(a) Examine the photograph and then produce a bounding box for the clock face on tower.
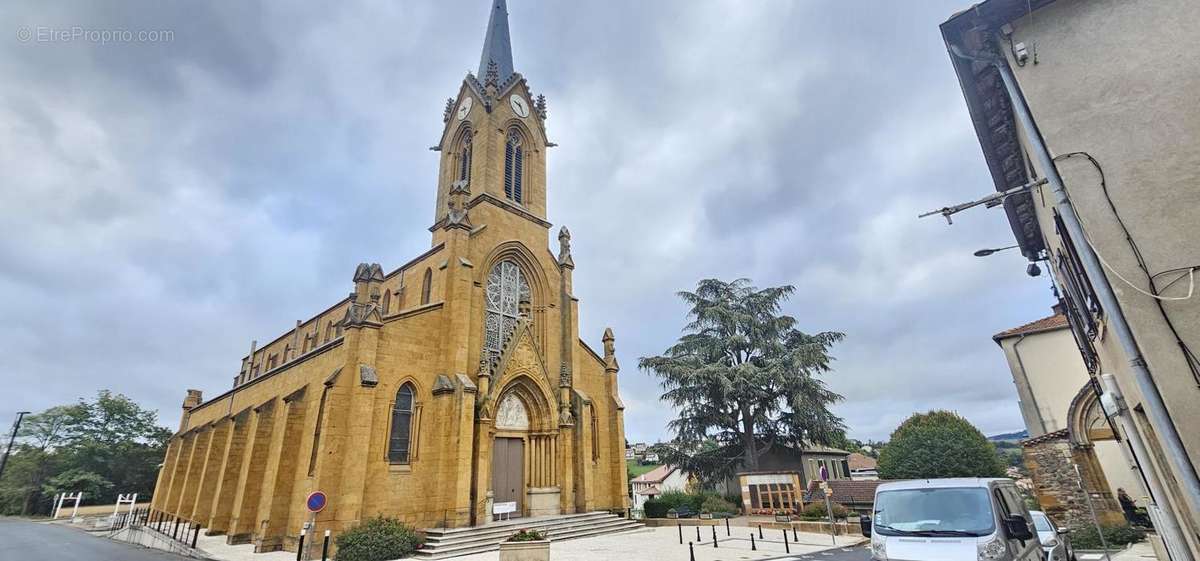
[457,97,473,120]
[509,95,529,118]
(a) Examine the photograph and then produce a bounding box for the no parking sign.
[306,491,328,513]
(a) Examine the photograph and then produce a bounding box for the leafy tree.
[640,278,846,481]
[877,411,1005,479]
[0,391,170,515]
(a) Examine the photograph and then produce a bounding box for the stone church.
[149,0,629,552]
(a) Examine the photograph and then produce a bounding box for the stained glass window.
[483,261,530,364]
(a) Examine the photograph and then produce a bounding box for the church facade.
[148,1,629,553]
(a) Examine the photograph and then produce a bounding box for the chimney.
[180,389,203,432]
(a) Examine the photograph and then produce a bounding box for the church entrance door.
[492,437,525,518]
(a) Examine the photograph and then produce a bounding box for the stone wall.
[1023,432,1124,530]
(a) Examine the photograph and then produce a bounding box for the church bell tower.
[432,0,552,231]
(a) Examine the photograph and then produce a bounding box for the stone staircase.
[415,512,643,559]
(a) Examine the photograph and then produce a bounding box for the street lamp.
[973,245,1019,257]
[0,411,32,481]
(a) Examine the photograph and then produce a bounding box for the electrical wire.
[1053,151,1200,384]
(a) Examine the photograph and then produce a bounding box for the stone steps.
[415,512,643,559]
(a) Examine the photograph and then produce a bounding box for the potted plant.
[499,529,549,561]
[666,508,679,519]
[774,510,792,523]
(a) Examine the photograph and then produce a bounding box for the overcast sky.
[0,0,1056,444]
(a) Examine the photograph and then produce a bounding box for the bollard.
[758,524,763,539]
[695,525,701,542]
[688,541,695,561]
[750,532,756,551]
[297,530,306,561]
[192,525,200,548]
[783,528,790,554]
[322,529,331,561]
[678,522,682,544]
[725,516,730,536]
[712,525,717,548]
[793,524,798,541]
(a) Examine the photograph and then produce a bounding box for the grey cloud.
[1,0,1051,445]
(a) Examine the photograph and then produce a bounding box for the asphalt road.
[771,545,872,561]
[0,518,193,561]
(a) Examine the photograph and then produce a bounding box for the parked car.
[869,478,1042,561]
[1031,510,1074,561]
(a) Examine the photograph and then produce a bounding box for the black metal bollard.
[725,516,730,536]
[783,528,790,554]
[297,531,306,561]
[712,525,717,548]
[793,524,798,541]
[758,523,763,539]
[192,525,200,548]
[695,525,701,542]
[322,530,331,561]
[688,542,695,561]
[750,532,756,551]
[678,522,682,544]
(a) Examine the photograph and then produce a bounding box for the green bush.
[335,516,424,561]
[799,501,849,521]
[643,498,670,518]
[658,490,704,513]
[878,411,1005,479]
[700,495,737,515]
[1069,524,1146,550]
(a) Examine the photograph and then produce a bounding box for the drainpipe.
[988,57,1200,525]
[1100,373,1190,561]
[1011,334,1050,435]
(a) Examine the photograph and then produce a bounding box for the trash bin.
[859,515,872,537]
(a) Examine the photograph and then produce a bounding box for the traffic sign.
[306,491,328,513]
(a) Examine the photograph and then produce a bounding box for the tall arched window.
[458,131,473,182]
[381,290,391,314]
[503,129,523,204]
[421,268,433,305]
[483,261,531,364]
[388,383,416,463]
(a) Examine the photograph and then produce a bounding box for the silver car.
[1031,510,1074,561]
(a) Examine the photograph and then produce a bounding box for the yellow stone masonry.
[149,46,629,557]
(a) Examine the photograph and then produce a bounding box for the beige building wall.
[945,0,1200,555]
[996,322,1143,505]
[1000,0,1200,552]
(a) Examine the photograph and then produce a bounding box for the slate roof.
[478,0,515,81]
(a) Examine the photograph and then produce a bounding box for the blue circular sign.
[306,491,327,513]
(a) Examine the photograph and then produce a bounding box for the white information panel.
[494,501,517,515]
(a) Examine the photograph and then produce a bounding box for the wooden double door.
[492,437,525,517]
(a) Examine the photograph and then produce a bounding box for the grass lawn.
[627,459,661,478]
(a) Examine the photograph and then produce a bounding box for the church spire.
[477,0,514,84]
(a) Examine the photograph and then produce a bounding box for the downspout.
[1100,373,1190,561]
[1011,334,1050,435]
[989,53,1200,521]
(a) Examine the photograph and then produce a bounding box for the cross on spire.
[477,0,515,84]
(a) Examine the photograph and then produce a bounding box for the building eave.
[940,0,1059,260]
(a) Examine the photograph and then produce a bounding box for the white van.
[869,478,1042,561]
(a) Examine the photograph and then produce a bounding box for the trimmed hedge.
[1069,524,1145,550]
[645,491,739,518]
[335,516,424,561]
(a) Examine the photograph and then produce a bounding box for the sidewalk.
[1077,542,1158,561]
[452,526,865,561]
